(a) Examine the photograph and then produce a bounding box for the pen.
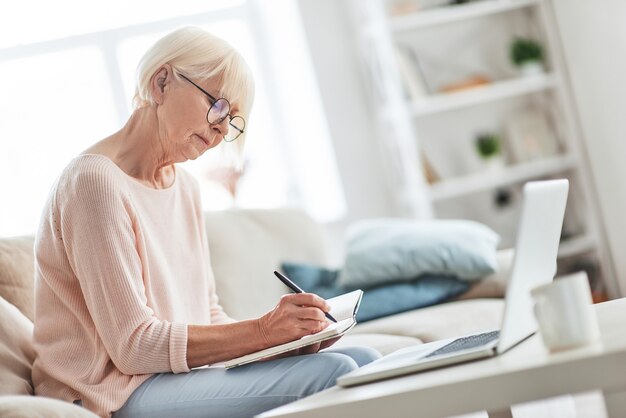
[273,270,338,323]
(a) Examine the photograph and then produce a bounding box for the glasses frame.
[177,72,245,142]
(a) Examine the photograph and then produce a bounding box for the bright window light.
[0,48,119,237]
[252,0,347,222]
[0,0,244,49]
[0,1,346,237]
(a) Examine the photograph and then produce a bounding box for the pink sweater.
[32,154,232,417]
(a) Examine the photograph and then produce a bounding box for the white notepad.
[224,290,363,369]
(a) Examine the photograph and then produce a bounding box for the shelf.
[389,0,540,32]
[428,154,577,201]
[559,235,597,259]
[410,73,558,117]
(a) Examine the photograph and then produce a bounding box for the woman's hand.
[187,295,340,368]
[257,293,332,347]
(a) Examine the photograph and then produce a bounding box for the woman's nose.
[211,117,230,137]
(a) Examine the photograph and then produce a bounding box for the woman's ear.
[150,64,173,105]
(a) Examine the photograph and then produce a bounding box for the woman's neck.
[94,107,176,189]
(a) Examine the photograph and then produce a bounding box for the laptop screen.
[496,179,569,353]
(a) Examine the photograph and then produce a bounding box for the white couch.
[0,208,509,416]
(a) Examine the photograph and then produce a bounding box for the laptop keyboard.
[424,330,500,359]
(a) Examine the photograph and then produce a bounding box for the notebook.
[337,179,569,387]
[225,289,363,369]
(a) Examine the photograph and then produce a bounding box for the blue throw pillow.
[338,219,499,290]
[281,262,470,323]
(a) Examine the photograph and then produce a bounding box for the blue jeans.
[112,346,380,418]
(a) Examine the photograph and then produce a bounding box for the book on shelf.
[394,44,432,100]
[420,151,440,184]
[224,290,363,369]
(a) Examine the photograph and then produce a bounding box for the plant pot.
[517,61,545,77]
[481,156,505,172]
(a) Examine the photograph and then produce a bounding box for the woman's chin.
[179,148,202,162]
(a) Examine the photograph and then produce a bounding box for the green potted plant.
[510,37,545,76]
[475,133,504,171]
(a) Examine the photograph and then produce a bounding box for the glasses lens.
[207,98,230,124]
[224,116,245,142]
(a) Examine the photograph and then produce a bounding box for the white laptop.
[337,179,569,388]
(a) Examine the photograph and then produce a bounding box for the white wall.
[296,0,400,263]
[550,0,626,296]
[296,0,396,220]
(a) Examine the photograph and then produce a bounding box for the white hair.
[133,27,255,160]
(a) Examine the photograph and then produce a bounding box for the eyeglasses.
[177,73,245,142]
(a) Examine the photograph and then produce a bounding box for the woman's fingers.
[284,293,331,313]
[259,292,334,347]
[282,293,332,325]
[295,306,327,322]
[298,319,329,333]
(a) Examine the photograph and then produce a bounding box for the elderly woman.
[32,27,380,418]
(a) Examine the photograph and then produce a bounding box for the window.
[0,48,118,237]
[0,0,345,237]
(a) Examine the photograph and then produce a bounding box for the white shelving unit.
[409,73,558,116]
[428,153,576,201]
[347,0,618,298]
[388,0,540,31]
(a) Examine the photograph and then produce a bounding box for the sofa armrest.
[455,248,514,300]
[489,248,514,287]
[0,236,36,321]
[0,396,99,418]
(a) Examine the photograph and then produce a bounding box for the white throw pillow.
[0,296,35,395]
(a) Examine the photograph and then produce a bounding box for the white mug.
[531,271,600,352]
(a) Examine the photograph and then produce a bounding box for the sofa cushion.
[0,236,35,321]
[352,299,505,343]
[0,396,99,418]
[338,219,499,289]
[0,296,35,395]
[281,262,470,322]
[331,333,422,356]
[205,209,330,320]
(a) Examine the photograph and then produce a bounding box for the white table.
[259,298,626,418]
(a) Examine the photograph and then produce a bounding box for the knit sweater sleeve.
[58,164,190,375]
